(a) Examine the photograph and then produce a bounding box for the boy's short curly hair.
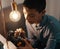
[23,0,46,13]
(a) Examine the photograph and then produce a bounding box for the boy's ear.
[41,10,46,16]
[42,10,46,14]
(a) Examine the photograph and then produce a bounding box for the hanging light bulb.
[9,0,21,22]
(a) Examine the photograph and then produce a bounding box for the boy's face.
[23,7,45,24]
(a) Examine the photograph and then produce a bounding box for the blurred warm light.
[23,7,27,19]
[9,10,21,22]
[9,0,21,22]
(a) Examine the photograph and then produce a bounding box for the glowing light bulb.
[9,10,21,22]
[9,0,21,22]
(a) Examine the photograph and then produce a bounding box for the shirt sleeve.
[45,15,60,49]
[44,32,56,49]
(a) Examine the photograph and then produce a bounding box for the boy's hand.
[18,38,34,49]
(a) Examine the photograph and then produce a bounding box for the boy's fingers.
[23,38,34,49]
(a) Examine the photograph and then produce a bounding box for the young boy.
[22,0,60,49]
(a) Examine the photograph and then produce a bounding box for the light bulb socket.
[11,2,17,11]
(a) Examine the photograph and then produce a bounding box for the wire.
[13,0,14,2]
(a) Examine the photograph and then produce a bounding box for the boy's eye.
[28,14,35,17]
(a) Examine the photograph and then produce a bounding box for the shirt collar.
[39,15,48,27]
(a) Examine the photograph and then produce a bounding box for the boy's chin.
[28,21,34,24]
[28,20,40,24]
[29,21,38,24]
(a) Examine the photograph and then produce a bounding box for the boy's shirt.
[25,15,60,49]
